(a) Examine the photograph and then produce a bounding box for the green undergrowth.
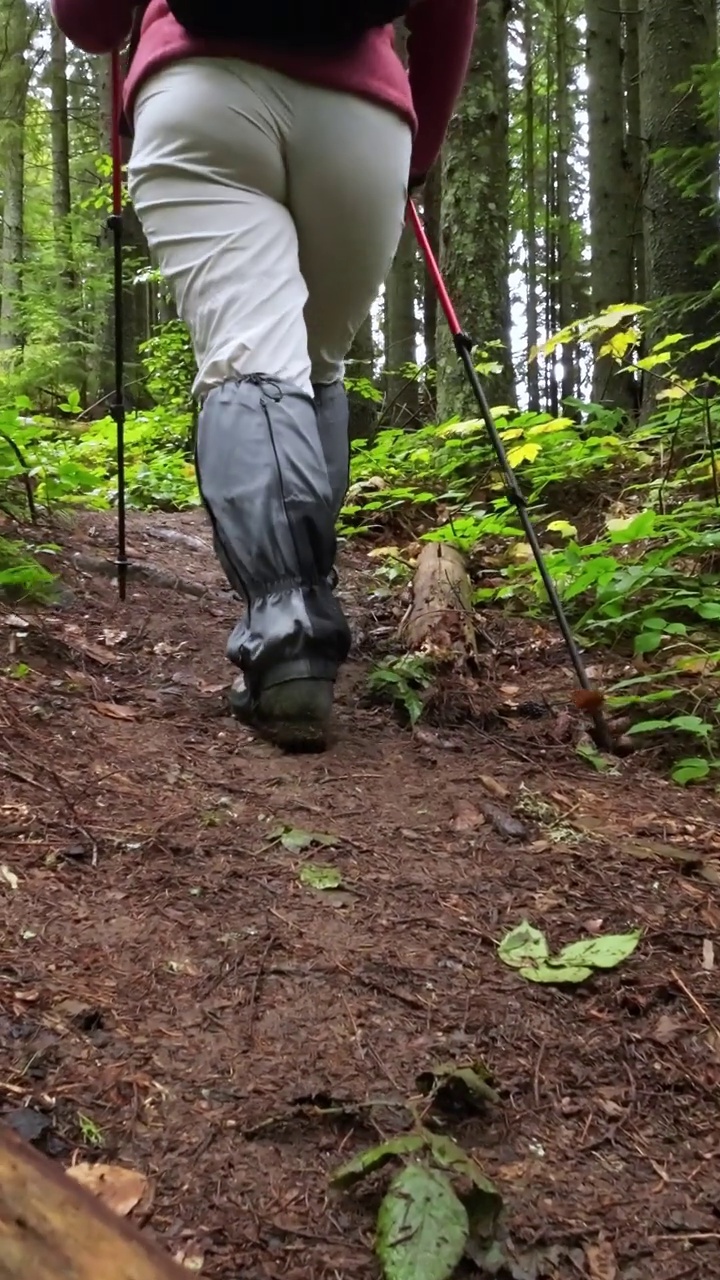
[349,318,720,786]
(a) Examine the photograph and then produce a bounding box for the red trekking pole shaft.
[109,50,128,600]
[407,199,612,750]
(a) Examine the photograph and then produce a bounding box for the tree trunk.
[121,203,153,406]
[0,0,31,353]
[422,160,441,380]
[543,40,559,416]
[48,23,78,360]
[639,0,719,416]
[554,0,576,406]
[384,223,419,424]
[586,0,636,413]
[346,313,378,441]
[622,0,644,305]
[436,0,515,419]
[523,0,541,413]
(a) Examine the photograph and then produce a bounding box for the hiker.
[51,0,476,752]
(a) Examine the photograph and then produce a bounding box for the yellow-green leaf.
[507,441,541,467]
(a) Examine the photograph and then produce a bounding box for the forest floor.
[1,507,720,1280]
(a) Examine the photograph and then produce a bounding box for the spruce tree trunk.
[554,0,576,406]
[347,314,378,441]
[48,23,78,364]
[436,0,515,420]
[0,0,31,354]
[384,223,419,424]
[422,160,441,381]
[586,0,636,413]
[639,0,719,415]
[523,0,541,413]
[622,0,644,305]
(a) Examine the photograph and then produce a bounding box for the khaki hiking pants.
[127,57,413,398]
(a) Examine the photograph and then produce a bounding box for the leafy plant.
[343,315,720,783]
[367,654,433,726]
[332,1125,502,1280]
[498,921,641,984]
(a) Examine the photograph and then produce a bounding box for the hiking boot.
[230,675,333,752]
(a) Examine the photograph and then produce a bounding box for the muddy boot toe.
[230,676,333,752]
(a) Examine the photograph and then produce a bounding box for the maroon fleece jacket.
[50,0,476,179]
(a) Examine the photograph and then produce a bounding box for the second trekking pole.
[407,200,611,752]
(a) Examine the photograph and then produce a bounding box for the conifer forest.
[0,4,719,1280]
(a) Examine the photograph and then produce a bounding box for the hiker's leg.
[127,59,350,747]
[290,86,412,520]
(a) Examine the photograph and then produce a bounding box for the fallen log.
[144,527,211,554]
[0,1125,187,1280]
[400,541,476,655]
[72,553,219,600]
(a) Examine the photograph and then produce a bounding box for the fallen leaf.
[650,1014,687,1045]
[498,923,641,985]
[596,1096,625,1119]
[705,1026,720,1061]
[480,802,527,840]
[413,726,462,752]
[450,800,485,833]
[551,710,574,741]
[583,918,604,935]
[1,864,19,891]
[498,922,549,969]
[66,1163,151,1217]
[478,775,509,799]
[92,702,143,720]
[702,939,715,971]
[272,824,335,853]
[173,1251,204,1273]
[64,636,120,666]
[4,1107,51,1145]
[299,863,343,891]
[53,998,99,1026]
[585,1240,617,1280]
[100,628,128,647]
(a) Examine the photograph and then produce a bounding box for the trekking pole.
[108,49,128,601]
[407,200,612,751]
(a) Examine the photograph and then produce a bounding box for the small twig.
[0,756,55,795]
[246,934,276,1045]
[0,1081,29,1096]
[533,1041,545,1106]
[655,1233,720,1242]
[671,968,720,1039]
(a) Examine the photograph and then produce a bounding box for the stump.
[400,542,476,655]
[0,1126,186,1280]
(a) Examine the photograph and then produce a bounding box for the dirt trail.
[1,509,720,1280]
